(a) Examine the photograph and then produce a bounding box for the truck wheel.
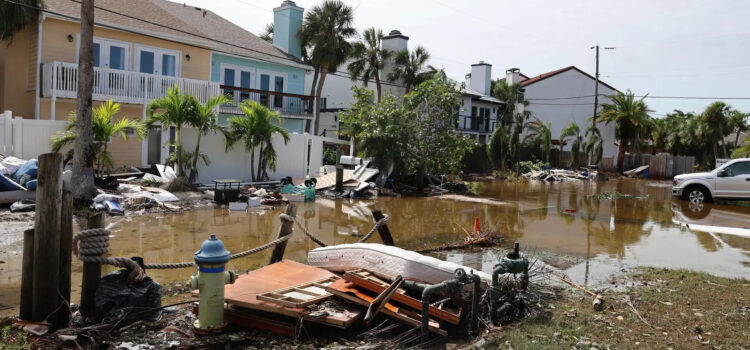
[684,185,711,204]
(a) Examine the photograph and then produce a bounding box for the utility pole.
[590,46,615,123]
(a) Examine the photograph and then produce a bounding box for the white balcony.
[42,61,220,105]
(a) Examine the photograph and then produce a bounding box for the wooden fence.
[599,153,695,179]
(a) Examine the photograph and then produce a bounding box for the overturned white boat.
[307,243,492,285]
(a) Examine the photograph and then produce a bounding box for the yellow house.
[0,0,311,169]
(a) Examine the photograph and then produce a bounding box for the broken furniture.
[212,179,241,204]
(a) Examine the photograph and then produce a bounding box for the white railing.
[42,61,221,105]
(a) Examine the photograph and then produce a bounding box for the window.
[471,106,477,117]
[93,43,100,67]
[274,76,284,108]
[139,51,154,74]
[223,68,235,98]
[724,162,750,176]
[85,37,130,70]
[135,45,181,77]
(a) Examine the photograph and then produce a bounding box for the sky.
[171,0,750,117]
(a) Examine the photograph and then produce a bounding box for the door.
[147,126,162,165]
[90,39,130,96]
[715,161,750,198]
[135,46,180,97]
[258,72,285,110]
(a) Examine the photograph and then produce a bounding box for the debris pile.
[522,168,608,182]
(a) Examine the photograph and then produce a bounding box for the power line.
[526,94,750,101]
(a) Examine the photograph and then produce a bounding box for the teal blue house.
[210,1,312,133]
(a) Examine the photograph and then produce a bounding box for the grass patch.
[489,268,750,349]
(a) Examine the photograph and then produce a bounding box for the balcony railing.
[219,85,313,118]
[457,115,496,133]
[42,61,221,105]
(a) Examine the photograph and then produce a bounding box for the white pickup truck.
[672,158,750,203]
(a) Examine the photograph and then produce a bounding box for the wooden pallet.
[256,276,338,308]
[344,270,461,325]
[326,278,447,336]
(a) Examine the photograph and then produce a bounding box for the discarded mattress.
[307,243,491,285]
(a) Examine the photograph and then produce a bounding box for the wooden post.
[335,165,343,192]
[56,189,73,328]
[19,229,34,321]
[31,153,63,323]
[80,212,105,318]
[371,209,395,246]
[269,204,297,265]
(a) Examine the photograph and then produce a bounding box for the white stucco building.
[459,62,503,145]
[506,66,619,160]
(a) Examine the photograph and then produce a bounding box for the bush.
[323,147,338,165]
[519,160,548,174]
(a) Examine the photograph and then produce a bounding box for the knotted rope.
[282,212,390,247]
[73,228,146,283]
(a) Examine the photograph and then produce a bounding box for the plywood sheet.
[326,278,447,336]
[215,260,362,328]
[315,169,356,190]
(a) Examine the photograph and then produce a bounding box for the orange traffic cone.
[473,217,481,236]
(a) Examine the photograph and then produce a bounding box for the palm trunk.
[314,67,328,136]
[735,131,742,148]
[175,125,183,177]
[256,143,265,181]
[616,141,626,173]
[190,132,202,183]
[308,66,320,132]
[375,74,382,103]
[249,147,256,183]
[71,0,97,204]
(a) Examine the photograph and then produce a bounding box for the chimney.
[381,30,409,82]
[506,68,522,85]
[273,1,304,59]
[470,61,492,95]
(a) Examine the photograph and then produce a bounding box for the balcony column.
[141,104,148,166]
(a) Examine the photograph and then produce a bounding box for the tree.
[583,123,603,166]
[700,101,733,160]
[347,27,392,102]
[560,122,581,168]
[388,46,434,94]
[340,77,476,190]
[728,110,749,148]
[71,0,97,203]
[523,118,552,163]
[298,0,356,135]
[188,94,230,183]
[598,90,652,173]
[491,78,531,173]
[487,125,510,171]
[732,137,750,158]
[0,0,43,42]
[225,100,290,182]
[259,22,273,43]
[147,85,199,189]
[51,100,145,174]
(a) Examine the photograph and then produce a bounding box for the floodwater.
[1,178,749,314]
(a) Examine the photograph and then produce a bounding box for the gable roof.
[43,0,309,69]
[520,66,618,92]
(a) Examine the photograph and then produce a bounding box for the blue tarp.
[0,174,25,191]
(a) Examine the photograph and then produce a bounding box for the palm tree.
[523,118,552,163]
[188,94,230,183]
[388,46,434,93]
[147,85,199,181]
[259,23,273,43]
[1,0,43,41]
[51,100,145,174]
[347,27,392,102]
[584,123,604,165]
[598,90,652,173]
[298,0,356,135]
[491,78,532,173]
[72,0,97,203]
[700,101,733,160]
[560,122,581,168]
[728,110,749,148]
[225,101,290,182]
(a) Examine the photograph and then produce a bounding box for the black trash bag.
[94,176,119,191]
[10,199,35,213]
[95,269,162,324]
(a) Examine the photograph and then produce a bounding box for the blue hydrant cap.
[194,234,231,264]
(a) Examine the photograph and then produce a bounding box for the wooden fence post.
[19,229,34,321]
[80,212,105,319]
[269,204,297,265]
[56,189,73,327]
[31,153,63,323]
[371,209,395,246]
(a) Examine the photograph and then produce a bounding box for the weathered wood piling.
[80,212,105,318]
[371,209,394,246]
[269,204,297,264]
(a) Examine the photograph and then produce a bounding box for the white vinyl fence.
[177,128,325,184]
[1,111,67,160]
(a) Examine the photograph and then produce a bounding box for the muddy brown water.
[1,178,749,315]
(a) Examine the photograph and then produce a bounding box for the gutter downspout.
[35,13,45,120]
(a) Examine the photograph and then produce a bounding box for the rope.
[73,228,145,283]
[284,213,390,247]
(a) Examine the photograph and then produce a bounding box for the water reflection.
[1,178,749,313]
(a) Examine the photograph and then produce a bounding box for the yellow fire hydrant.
[189,234,236,333]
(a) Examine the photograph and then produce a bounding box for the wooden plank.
[56,190,73,328]
[326,278,447,336]
[344,271,461,325]
[256,276,337,308]
[211,260,361,328]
